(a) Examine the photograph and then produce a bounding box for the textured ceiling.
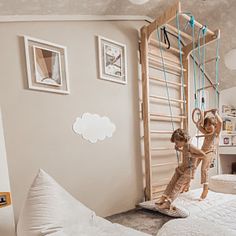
[0,0,235,90]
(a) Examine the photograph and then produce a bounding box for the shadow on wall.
[18,36,28,90]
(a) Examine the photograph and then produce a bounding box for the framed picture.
[24,36,70,94]
[98,36,127,85]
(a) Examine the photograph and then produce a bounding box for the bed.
[157,188,236,236]
[17,170,236,236]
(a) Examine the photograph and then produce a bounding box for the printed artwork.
[98,36,127,84]
[33,46,62,87]
[24,36,70,94]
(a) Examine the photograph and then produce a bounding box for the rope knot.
[189,15,195,28]
[202,25,207,35]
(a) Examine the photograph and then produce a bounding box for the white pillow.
[17,169,95,236]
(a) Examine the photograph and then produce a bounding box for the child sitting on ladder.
[193,109,222,200]
[155,128,207,210]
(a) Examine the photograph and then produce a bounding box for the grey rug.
[107,208,172,236]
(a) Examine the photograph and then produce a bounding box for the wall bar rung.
[152,185,168,194]
[149,62,181,77]
[152,162,177,167]
[151,130,173,134]
[200,56,220,66]
[197,83,219,92]
[153,177,173,186]
[166,23,192,41]
[149,76,186,87]
[180,13,215,36]
[149,95,186,103]
[151,147,175,151]
[149,38,184,55]
[148,51,180,66]
[150,113,187,119]
[148,56,186,72]
[150,117,183,122]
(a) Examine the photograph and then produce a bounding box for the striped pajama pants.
[192,150,214,184]
[163,166,191,202]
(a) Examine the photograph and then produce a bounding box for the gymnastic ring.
[192,108,203,125]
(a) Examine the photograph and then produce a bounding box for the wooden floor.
[107,208,172,236]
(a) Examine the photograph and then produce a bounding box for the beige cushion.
[209,174,236,194]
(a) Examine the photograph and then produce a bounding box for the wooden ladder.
[140,1,220,201]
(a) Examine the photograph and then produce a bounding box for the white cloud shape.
[73,113,116,143]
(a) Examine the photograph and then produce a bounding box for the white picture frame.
[98,36,127,85]
[23,36,70,94]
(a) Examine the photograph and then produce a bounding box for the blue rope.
[189,16,195,28]
[198,26,207,111]
[189,15,198,109]
[189,15,200,148]
[156,28,174,131]
[201,26,206,111]
[156,27,180,165]
[215,38,220,108]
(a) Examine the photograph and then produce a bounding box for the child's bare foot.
[183,186,190,193]
[181,183,190,193]
[155,195,166,205]
[200,184,209,200]
[158,201,171,209]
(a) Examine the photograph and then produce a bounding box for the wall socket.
[0,192,11,208]
[0,195,7,206]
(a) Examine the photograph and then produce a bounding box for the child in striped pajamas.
[155,128,206,210]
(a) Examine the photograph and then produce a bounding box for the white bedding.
[157,189,236,235]
[62,216,150,236]
[48,216,150,236]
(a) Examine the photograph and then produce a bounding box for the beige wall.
[0,20,145,220]
[0,109,15,236]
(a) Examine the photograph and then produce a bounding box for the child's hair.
[204,116,216,127]
[170,128,189,143]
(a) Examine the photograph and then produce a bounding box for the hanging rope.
[156,27,180,165]
[199,26,207,111]
[215,37,220,108]
[163,26,171,49]
[176,12,193,167]
[156,28,174,130]
[189,16,199,109]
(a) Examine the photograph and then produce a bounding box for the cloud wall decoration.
[73,113,116,143]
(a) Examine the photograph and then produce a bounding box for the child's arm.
[196,123,208,134]
[189,144,207,159]
[204,108,217,116]
[215,112,223,136]
[175,145,183,152]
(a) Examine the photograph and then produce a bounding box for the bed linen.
[157,189,236,236]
